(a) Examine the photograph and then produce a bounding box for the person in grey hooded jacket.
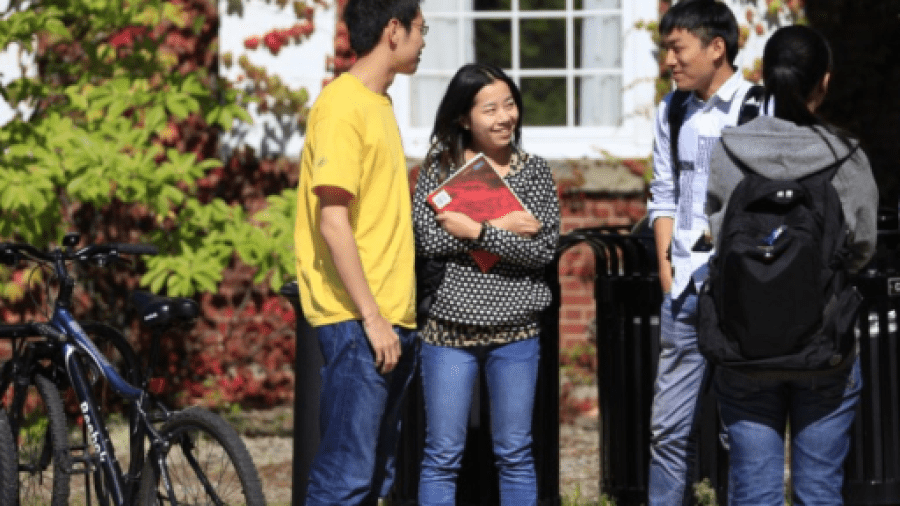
[705,26,877,506]
[706,115,877,272]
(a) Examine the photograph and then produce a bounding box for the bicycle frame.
[46,261,170,505]
[51,303,166,506]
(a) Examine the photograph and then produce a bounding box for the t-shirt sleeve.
[310,117,363,197]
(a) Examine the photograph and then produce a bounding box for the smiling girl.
[412,63,560,506]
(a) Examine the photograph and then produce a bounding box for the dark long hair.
[424,63,524,181]
[762,25,832,126]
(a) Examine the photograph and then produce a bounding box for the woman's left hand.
[436,211,482,240]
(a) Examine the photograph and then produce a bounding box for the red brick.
[562,295,593,306]
[562,279,585,293]
[627,201,647,222]
[560,324,587,336]
[590,201,613,219]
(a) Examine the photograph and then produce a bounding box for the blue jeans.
[649,289,706,506]
[418,338,540,506]
[305,321,418,506]
[715,358,862,506]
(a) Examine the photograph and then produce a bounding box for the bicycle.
[0,233,266,505]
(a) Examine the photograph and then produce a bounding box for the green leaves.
[0,7,65,50]
[0,0,315,299]
[0,0,252,297]
[144,238,227,296]
[236,189,298,290]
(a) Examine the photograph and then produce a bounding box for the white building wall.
[217,0,337,158]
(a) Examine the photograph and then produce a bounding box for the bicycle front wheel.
[11,372,71,506]
[137,406,265,506]
[0,408,18,500]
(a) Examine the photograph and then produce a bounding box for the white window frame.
[392,0,659,160]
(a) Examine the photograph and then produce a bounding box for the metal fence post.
[279,281,323,506]
[844,211,900,505]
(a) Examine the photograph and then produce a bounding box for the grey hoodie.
[706,115,878,272]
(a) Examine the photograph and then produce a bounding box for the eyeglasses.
[415,22,429,36]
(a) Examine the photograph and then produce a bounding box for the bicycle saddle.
[131,291,200,329]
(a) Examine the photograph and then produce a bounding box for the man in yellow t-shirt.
[293,0,426,504]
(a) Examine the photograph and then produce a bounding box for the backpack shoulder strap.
[737,85,765,126]
[667,90,691,171]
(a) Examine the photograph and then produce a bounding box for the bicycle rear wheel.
[137,406,265,506]
[0,408,18,500]
[10,371,71,506]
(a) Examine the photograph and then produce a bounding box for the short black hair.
[344,0,422,56]
[660,0,740,66]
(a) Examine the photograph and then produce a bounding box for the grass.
[562,484,617,506]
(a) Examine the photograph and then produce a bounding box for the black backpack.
[697,145,862,372]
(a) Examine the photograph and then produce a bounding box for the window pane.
[575,75,621,126]
[411,77,451,128]
[574,0,621,9]
[475,19,511,68]
[521,77,566,126]
[474,0,510,11]
[521,0,565,10]
[575,15,621,69]
[419,19,464,71]
[521,19,565,69]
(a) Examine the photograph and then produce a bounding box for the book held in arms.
[426,152,534,272]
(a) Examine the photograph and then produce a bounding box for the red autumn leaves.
[109,26,149,48]
[243,2,316,56]
[243,20,314,55]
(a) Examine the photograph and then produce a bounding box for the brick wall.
[557,193,647,349]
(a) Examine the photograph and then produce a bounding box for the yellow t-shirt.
[294,73,416,328]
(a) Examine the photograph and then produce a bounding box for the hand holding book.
[490,211,541,237]
[434,211,539,240]
[426,153,539,272]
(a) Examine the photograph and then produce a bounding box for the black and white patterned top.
[413,150,561,346]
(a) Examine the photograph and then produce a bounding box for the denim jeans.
[305,320,418,506]
[715,358,862,506]
[418,338,540,506]
[649,288,706,506]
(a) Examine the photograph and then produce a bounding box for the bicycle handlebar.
[0,242,158,266]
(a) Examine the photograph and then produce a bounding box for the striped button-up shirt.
[647,72,754,297]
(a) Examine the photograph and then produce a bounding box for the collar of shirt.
[689,71,745,113]
[507,147,529,177]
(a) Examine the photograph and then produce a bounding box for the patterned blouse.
[413,150,561,347]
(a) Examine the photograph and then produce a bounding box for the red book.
[426,153,532,272]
